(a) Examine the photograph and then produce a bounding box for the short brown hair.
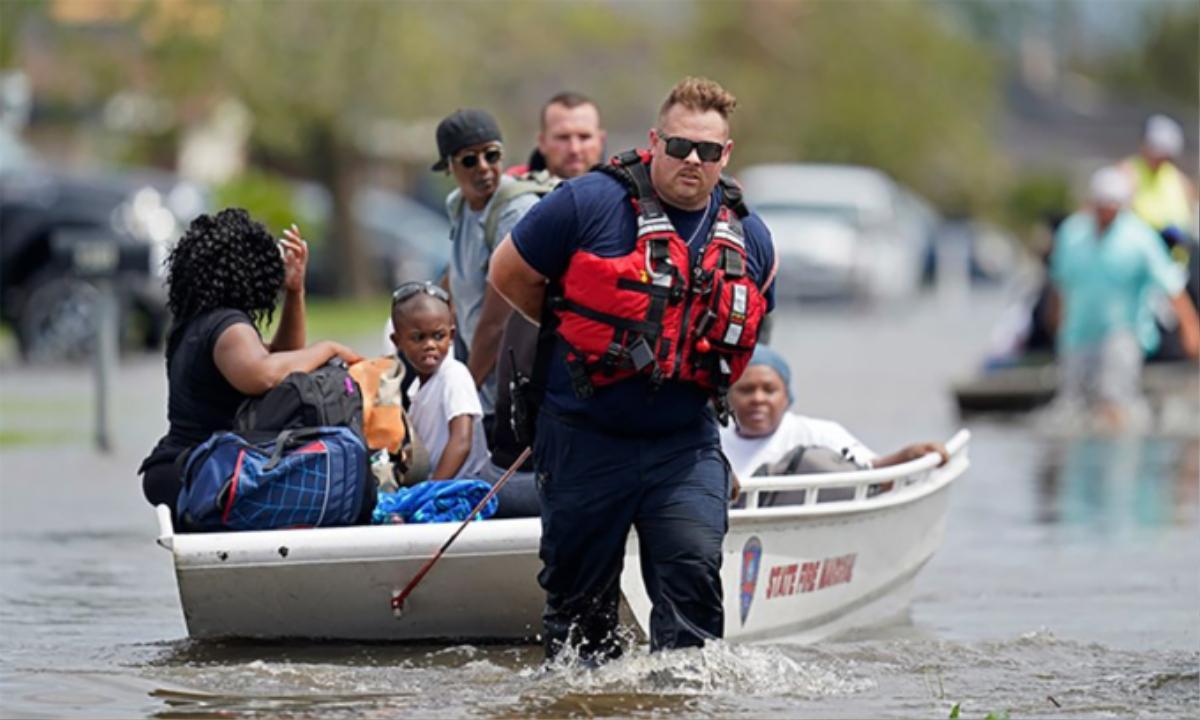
[540,91,599,130]
[658,77,737,124]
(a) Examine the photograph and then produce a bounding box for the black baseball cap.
[431,109,502,171]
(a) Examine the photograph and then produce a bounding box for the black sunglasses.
[455,147,503,169]
[392,281,451,306]
[660,134,725,163]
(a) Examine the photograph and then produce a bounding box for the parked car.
[298,184,451,296]
[354,187,451,289]
[737,163,940,302]
[0,126,206,361]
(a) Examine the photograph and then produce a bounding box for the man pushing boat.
[489,77,777,662]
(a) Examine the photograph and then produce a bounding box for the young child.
[389,282,490,481]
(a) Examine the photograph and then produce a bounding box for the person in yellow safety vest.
[1121,114,1198,237]
[1120,114,1199,360]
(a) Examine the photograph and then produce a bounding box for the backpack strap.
[481,172,561,250]
[263,427,328,471]
[446,189,464,229]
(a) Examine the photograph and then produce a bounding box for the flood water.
[1,288,1197,719]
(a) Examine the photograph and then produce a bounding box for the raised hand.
[280,223,309,294]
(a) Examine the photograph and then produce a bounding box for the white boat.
[155,430,970,644]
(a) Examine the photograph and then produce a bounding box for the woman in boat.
[720,345,948,481]
[138,208,361,517]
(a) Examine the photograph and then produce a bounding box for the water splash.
[527,641,873,699]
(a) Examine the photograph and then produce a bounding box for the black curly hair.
[166,208,284,327]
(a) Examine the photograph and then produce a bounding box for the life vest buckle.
[713,394,732,427]
[566,356,594,399]
[717,356,733,383]
[602,342,625,373]
[690,266,714,296]
[669,277,686,303]
[628,336,655,371]
[645,241,674,287]
[721,247,746,278]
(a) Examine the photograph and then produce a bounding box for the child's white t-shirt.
[407,355,491,479]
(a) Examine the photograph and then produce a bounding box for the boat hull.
[716,477,950,643]
[159,432,969,644]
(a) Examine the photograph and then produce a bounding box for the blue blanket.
[372,480,498,524]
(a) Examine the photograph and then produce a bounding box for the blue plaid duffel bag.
[177,427,368,532]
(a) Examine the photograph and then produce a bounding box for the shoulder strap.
[718,174,750,219]
[447,189,464,226]
[623,161,658,206]
[482,173,561,250]
[598,149,664,218]
[595,163,636,196]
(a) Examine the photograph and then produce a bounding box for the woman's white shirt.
[719,412,876,479]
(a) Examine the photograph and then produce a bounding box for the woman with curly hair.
[139,208,361,515]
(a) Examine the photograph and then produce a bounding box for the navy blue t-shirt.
[511,170,776,436]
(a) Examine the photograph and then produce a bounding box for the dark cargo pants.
[534,410,730,660]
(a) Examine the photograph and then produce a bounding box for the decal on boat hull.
[766,553,857,600]
[740,536,763,625]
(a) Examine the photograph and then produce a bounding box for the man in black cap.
[428,109,542,433]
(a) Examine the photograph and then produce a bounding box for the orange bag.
[349,356,409,454]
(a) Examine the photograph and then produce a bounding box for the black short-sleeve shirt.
[141,308,256,469]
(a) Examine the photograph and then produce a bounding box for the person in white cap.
[1047,166,1199,428]
[1121,114,1197,235]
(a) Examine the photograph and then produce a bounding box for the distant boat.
[154,431,970,644]
[952,361,1198,416]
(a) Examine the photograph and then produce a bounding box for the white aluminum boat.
[155,430,970,644]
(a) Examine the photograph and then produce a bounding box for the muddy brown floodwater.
[2,289,1196,719]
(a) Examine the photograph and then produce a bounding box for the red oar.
[391,446,533,617]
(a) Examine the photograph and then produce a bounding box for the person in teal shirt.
[1049,167,1199,428]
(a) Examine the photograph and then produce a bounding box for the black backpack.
[234,360,364,437]
[233,360,375,524]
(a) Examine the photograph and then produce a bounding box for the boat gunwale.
[158,430,969,567]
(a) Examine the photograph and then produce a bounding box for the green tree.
[671,0,1003,215]
[0,0,45,68]
[1138,1,1198,107]
[144,0,644,297]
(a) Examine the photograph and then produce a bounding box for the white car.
[738,163,940,302]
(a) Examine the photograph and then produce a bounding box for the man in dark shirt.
[487,92,607,512]
[489,77,776,660]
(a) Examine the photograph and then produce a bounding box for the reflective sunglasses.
[660,134,725,163]
[454,147,503,169]
[391,281,451,306]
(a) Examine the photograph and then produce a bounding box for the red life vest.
[548,150,767,413]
